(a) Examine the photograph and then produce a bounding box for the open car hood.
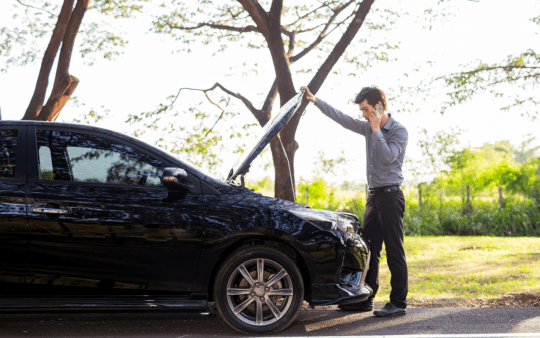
[227,91,304,183]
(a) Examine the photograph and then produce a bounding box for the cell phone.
[375,104,383,119]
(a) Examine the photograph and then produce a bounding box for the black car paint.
[0,126,27,291]
[0,121,371,311]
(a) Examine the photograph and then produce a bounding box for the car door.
[0,126,27,295]
[25,126,204,296]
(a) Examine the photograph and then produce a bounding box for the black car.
[0,93,372,334]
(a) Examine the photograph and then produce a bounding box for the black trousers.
[362,189,408,308]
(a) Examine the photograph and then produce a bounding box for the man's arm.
[372,126,408,165]
[314,99,370,136]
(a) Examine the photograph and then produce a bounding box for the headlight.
[336,218,355,233]
[289,209,356,233]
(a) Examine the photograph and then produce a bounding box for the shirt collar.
[382,114,394,131]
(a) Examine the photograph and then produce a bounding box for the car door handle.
[32,207,69,214]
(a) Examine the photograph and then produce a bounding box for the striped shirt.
[314,99,408,189]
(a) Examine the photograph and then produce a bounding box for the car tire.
[214,245,304,335]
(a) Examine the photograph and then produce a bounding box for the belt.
[369,185,401,195]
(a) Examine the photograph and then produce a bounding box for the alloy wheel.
[225,258,294,326]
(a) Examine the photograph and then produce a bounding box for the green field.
[375,236,540,301]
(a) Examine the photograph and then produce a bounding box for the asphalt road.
[1,307,539,337]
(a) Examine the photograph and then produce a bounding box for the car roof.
[0,120,209,181]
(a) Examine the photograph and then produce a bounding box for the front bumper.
[310,231,372,306]
[310,283,372,306]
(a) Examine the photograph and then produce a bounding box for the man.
[300,85,409,317]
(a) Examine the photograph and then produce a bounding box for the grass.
[375,236,540,301]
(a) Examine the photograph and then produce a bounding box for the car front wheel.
[214,246,304,334]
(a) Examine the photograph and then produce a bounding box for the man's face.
[359,100,373,121]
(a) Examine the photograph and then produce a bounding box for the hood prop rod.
[277,134,296,202]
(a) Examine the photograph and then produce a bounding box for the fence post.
[418,183,422,215]
[463,184,473,214]
[499,186,504,209]
[305,187,309,205]
[439,189,443,221]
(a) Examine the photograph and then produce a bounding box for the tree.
[1,0,147,121]
[434,14,539,117]
[405,127,464,185]
[147,0,400,201]
[405,127,464,218]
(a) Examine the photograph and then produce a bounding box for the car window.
[36,129,164,186]
[0,129,18,179]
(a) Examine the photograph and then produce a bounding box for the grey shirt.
[314,99,408,189]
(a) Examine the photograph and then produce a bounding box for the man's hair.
[354,86,388,112]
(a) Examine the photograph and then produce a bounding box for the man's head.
[355,86,388,121]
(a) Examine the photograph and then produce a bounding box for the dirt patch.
[304,292,540,310]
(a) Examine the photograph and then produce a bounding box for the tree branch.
[287,31,296,57]
[449,65,540,77]
[182,83,269,126]
[53,0,90,88]
[269,0,283,20]
[307,0,374,93]
[238,0,271,39]
[261,80,279,121]
[282,2,333,29]
[290,0,356,63]
[166,21,259,33]
[224,6,246,24]
[15,0,58,16]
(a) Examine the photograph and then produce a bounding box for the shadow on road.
[1,308,539,337]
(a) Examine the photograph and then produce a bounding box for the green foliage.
[312,149,347,178]
[247,132,540,237]
[440,139,540,204]
[124,88,258,176]
[403,194,540,237]
[297,177,337,210]
[296,177,366,219]
[146,0,405,191]
[406,127,464,184]
[0,0,148,71]
[246,176,274,196]
[245,171,540,237]
[435,48,540,117]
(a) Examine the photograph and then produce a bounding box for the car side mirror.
[161,167,195,193]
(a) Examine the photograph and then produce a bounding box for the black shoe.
[338,298,374,312]
[373,302,406,317]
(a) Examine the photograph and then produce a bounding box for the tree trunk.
[37,75,79,121]
[23,0,75,120]
[270,0,375,201]
[233,0,375,201]
[22,0,89,122]
[40,0,89,121]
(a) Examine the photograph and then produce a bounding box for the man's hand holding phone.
[370,103,384,132]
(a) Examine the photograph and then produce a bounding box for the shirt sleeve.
[314,99,369,136]
[372,126,408,165]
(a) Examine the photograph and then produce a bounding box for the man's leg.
[362,195,385,299]
[375,190,408,309]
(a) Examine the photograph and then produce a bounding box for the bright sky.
[1,0,539,185]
